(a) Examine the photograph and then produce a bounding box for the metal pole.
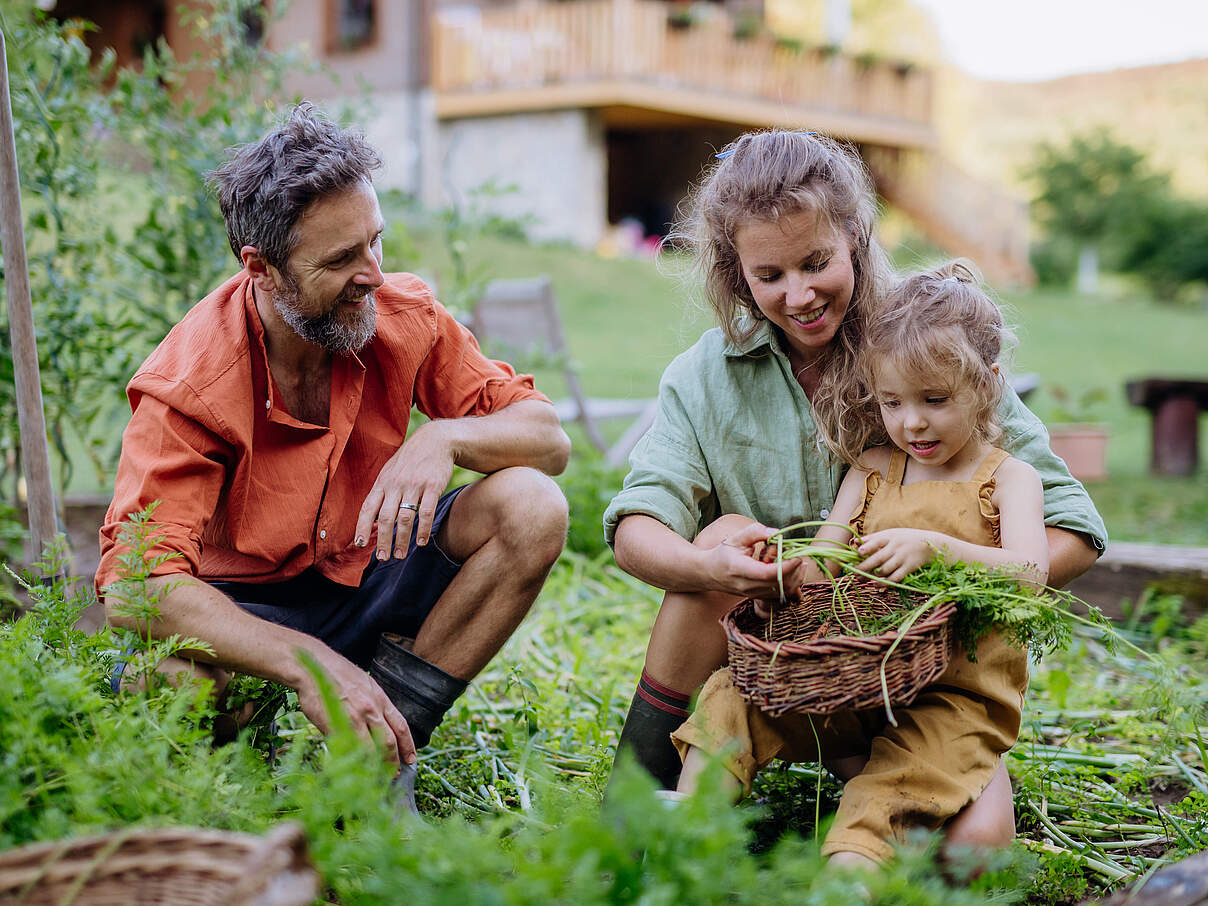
[0,29,58,557]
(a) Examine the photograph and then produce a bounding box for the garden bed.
[3,543,1206,905]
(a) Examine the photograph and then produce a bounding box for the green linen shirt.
[603,322,1108,551]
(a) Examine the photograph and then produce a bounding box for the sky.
[909,0,1208,82]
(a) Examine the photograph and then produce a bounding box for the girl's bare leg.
[828,851,879,871]
[676,745,742,797]
[944,759,1016,850]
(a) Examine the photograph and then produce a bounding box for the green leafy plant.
[774,34,806,55]
[667,5,695,30]
[731,13,761,41]
[1045,385,1111,425]
[0,1,326,500]
[0,502,1205,901]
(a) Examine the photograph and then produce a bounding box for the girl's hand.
[856,528,944,584]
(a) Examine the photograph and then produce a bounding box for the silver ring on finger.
[398,502,419,512]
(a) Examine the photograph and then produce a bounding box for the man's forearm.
[436,399,571,475]
[106,574,325,691]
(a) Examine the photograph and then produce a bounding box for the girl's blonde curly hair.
[814,260,1017,467]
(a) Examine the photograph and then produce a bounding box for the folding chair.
[470,276,657,467]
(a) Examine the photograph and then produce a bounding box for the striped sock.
[635,668,690,719]
[613,669,693,790]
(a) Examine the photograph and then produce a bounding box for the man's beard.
[273,279,377,355]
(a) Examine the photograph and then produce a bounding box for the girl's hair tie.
[715,130,818,160]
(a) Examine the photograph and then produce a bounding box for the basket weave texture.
[723,576,956,717]
[0,822,317,906]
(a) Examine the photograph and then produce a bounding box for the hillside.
[935,58,1208,201]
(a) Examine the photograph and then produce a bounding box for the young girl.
[671,261,1050,869]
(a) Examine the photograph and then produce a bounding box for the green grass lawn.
[64,207,1208,547]
[385,221,1208,546]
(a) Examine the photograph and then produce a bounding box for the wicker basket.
[0,822,317,906]
[723,576,956,718]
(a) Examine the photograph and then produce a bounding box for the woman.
[603,130,1106,830]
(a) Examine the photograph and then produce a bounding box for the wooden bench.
[1126,378,1208,476]
[1067,541,1208,619]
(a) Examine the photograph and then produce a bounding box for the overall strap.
[971,448,1011,485]
[886,449,909,485]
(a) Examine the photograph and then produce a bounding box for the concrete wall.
[438,109,606,248]
[262,0,439,201]
[269,0,413,96]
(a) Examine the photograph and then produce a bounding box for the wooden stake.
[0,29,58,557]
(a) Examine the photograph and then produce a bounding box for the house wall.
[438,109,607,248]
[269,0,414,97]
[265,1,438,200]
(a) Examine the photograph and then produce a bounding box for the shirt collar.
[241,274,369,427]
[239,274,279,417]
[722,317,782,358]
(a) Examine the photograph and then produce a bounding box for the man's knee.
[486,467,569,563]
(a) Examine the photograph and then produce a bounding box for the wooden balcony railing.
[433,0,932,132]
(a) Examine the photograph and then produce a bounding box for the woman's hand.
[856,528,945,584]
[702,521,807,599]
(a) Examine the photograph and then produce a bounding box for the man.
[96,105,571,805]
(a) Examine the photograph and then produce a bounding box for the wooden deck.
[430,0,1032,285]
[433,0,934,148]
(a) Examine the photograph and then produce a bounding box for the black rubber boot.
[612,673,691,791]
[391,763,420,816]
[371,633,468,815]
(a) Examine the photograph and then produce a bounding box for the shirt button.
[820,509,830,519]
[319,529,327,540]
[265,399,271,410]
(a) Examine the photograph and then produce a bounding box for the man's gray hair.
[208,103,382,270]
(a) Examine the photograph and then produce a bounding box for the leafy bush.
[0,7,133,494]
[1025,130,1208,299]
[0,0,314,498]
[0,529,1047,905]
[1116,193,1208,301]
[1028,234,1078,288]
[555,451,629,557]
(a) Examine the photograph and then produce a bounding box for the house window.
[241,1,267,46]
[330,0,376,52]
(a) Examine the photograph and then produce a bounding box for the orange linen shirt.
[96,271,548,592]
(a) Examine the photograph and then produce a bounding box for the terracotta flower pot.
[1047,423,1110,482]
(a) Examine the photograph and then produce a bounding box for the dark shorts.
[110,484,468,692]
[212,484,469,668]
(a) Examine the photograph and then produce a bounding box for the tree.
[1027,130,1208,301]
[1118,194,1208,301]
[1025,130,1169,293]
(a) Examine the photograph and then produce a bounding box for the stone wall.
[437,109,607,248]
